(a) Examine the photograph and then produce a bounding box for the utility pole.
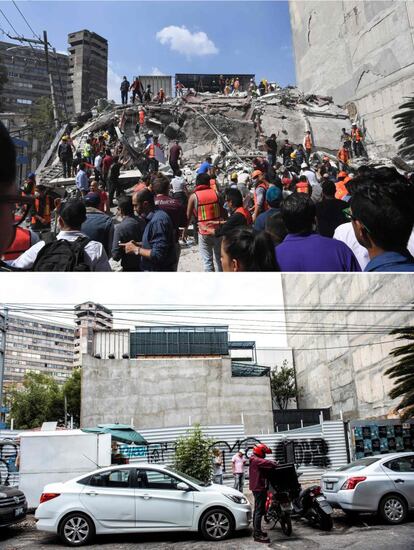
[0,307,8,428]
[7,32,60,129]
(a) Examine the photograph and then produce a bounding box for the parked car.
[35,463,251,546]
[0,485,27,527]
[321,452,414,524]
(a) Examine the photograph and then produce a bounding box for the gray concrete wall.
[289,1,414,156]
[281,274,414,421]
[81,355,274,434]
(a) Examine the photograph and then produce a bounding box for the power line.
[11,0,40,40]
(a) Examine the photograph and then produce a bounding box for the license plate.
[325,482,333,490]
[15,507,24,516]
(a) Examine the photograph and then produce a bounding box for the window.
[140,470,181,490]
[89,469,133,488]
[384,456,414,473]
[16,98,32,105]
[336,457,381,472]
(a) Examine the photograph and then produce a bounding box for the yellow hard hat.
[62,135,68,141]
[290,152,296,159]
[230,172,238,181]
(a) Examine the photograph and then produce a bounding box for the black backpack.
[32,237,91,272]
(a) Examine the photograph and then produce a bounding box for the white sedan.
[35,463,251,546]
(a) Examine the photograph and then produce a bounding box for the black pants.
[61,158,72,178]
[132,91,143,104]
[109,179,121,205]
[121,91,128,104]
[353,140,363,157]
[148,158,159,173]
[170,160,179,175]
[253,490,267,537]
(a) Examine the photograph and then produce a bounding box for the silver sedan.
[321,452,414,524]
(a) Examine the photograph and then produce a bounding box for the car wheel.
[200,508,234,541]
[59,512,95,546]
[379,494,407,525]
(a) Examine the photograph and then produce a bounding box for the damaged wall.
[282,274,414,421]
[289,0,414,156]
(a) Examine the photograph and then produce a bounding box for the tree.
[270,360,302,410]
[63,368,81,427]
[8,372,64,429]
[27,96,56,162]
[385,327,414,419]
[174,424,213,484]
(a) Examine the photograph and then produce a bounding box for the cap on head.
[251,169,263,179]
[266,186,282,205]
[84,192,101,207]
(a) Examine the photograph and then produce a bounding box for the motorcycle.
[291,474,333,531]
[264,463,296,536]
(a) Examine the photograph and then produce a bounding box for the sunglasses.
[343,207,371,234]
[0,194,35,227]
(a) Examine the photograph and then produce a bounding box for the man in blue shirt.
[254,186,282,232]
[120,189,176,271]
[275,194,360,272]
[75,162,89,197]
[346,167,414,272]
[196,156,212,175]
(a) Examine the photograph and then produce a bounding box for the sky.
[0,273,288,348]
[0,0,296,101]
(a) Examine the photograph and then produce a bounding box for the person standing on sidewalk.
[212,449,223,485]
[249,443,278,544]
[231,449,246,493]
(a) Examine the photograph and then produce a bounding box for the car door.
[79,468,136,528]
[382,455,414,507]
[135,468,194,529]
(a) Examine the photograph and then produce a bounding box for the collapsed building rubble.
[36,85,411,195]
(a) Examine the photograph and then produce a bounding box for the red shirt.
[102,155,113,175]
[98,190,108,212]
[249,455,278,492]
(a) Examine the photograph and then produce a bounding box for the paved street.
[0,513,413,550]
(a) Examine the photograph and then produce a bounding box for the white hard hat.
[301,162,308,169]
[239,449,246,455]
[148,130,153,136]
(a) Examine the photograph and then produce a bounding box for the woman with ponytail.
[220,226,279,272]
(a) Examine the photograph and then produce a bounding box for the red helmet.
[253,444,272,458]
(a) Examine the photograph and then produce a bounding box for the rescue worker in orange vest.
[337,142,350,171]
[351,123,364,157]
[30,184,53,233]
[251,170,269,223]
[186,173,223,272]
[205,188,252,239]
[145,136,160,173]
[335,171,351,201]
[303,130,313,162]
[296,176,311,195]
[2,223,39,261]
[157,88,166,104]
[23,172,36,196]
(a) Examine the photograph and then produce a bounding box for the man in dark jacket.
[81,192,114,255]
[120,189,176,271]
[111,195,145,271]
[249,444,278,543]
[120,76,130,105]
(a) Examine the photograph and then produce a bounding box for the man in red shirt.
[169,140,182,176]
[102,149,113,187]
[249,444,278,543]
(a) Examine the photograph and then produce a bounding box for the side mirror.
[177,482,191,491]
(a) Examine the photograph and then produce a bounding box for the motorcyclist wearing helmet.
[249,443,278,543]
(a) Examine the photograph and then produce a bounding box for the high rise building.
[289,1,414,156]
[3,315,75,388]
[67,30,108,114]
[74,302,113,366]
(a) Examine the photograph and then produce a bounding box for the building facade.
[281,274,414,421]
[289,1,414,156]
[68,30,108,114]
[3,315,75,387]
[74,302,113,366]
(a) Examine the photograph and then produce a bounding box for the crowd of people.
[1,120,414,273]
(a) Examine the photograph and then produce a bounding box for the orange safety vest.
[254,182,269,211]
[210,178,218,194]
[31,196,52,225]
[194,188,221,234]
[235,206,253,225]
[296,181,309,194]
[147,144,155,159]
[338,148,349,163]
[351,128,362,141]
[139,111,145,125]
[2,226,31,261]
[335,179,350,200]
[304,135,312,149]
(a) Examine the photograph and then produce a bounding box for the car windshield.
[165,467,211,487]
[336,457,381,472]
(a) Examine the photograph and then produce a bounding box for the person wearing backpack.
[120,76,130,105]
[58,136,73,178]
[12,199,111,271]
